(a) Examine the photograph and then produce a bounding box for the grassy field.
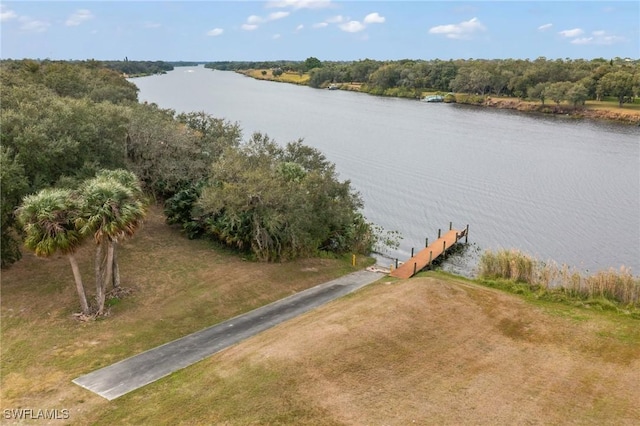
[1,206,639,424]
[241,69,310,85]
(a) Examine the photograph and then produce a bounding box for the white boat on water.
[422,94,444,103]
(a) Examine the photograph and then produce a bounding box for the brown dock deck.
[389,227,468,279]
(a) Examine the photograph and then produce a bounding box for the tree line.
[207,57,639,107]
[1,59,378,315]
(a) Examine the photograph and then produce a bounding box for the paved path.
[73,269,383,400]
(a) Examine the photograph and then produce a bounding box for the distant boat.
[422,95,444,103]
[327,84,339,90]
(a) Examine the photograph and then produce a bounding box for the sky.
[1,1,638,61]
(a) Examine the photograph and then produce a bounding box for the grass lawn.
[243,69,310,85]
[2,206,638,424]
[0,205,367,423]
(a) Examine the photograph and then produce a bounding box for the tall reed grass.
[479,249,640,307]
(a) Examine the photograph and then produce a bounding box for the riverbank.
[236,68,640,125]
[475,96,640,125]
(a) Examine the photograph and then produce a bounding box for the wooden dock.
[389,225,468,279]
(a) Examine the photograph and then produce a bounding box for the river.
[132,66,640,275]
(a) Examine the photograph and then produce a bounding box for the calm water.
[133,66,640,275]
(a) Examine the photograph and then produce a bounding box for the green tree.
[545,81,572,106]
[196,133,372,261]
[528,82,547,105]
[16,188,90,314]
[0,147,28,267]
[565,83,589,108]
[304,57,322,72]
[598,70,635,107]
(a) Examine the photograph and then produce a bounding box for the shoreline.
[235,69,640,125]
[469,96,640,125]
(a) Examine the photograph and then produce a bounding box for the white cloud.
[247,15,264,25]
[570,37,592,45]
[558,28,583,38]
[272,34,281,39]
[65,9,94,27]
[598,35,625,45]
[244,10,290,30]
[312,22,328,29]
[428,17,486,40]
[538,23,552,31]
[19,16,50,33]
[340,20,365,33]
[326,15,344,24]
[0,5,17,22]
[268,11,290,21]
[570,30,625,45]
[266,0,332,9]
[295,24,304,32]
[206,28,224,36]
[364,12,385,24]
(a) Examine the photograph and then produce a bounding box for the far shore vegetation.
[207,56,640,124]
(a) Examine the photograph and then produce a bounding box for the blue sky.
[1,1,638,61]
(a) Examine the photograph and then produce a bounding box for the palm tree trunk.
[95,243,106,315]
[68,254,90,315]
[98,241,115,315]
[112,244,120,289]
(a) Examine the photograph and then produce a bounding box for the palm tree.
[93,169,146,289]
[78,172,146,315]
[16,188,90,314]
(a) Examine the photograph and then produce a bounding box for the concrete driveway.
[73,269,383,400]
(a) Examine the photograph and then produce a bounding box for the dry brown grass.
[2,209,638,424]
[79,275,640,425]
[0,205,362,423]
[242,69,310,85]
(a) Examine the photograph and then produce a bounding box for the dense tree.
[565,83,589,108]
[545,81,573,106]
[598,70,636,107]
[528,82,547,105]
[0,147,28,266]
[194,133,373,261]
[303,57,322,72]
[126,105,241,199]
